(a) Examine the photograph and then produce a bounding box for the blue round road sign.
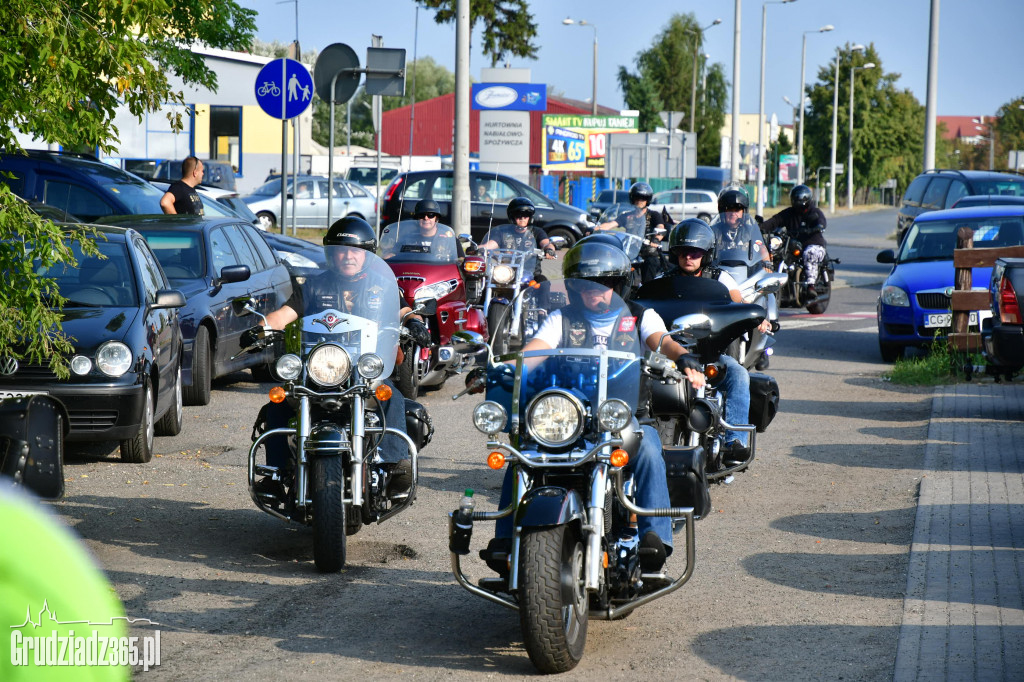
[255,58,314,120]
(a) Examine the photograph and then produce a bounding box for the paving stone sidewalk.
[895,382,1024,681]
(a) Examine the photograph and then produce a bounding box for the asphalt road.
[45,208,939,680]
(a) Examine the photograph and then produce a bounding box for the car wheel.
[879,341,905,363]
[155,365,183,436]
[121,383,155,463]
[257,212,276,230]
[546,227,576,250]
[184,326,212,406]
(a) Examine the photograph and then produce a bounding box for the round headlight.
[96,341,132,377]
[491,264,515,285]
[357,353,384,379]
[526,390,584,447]
[597,399,631,433]
[275,353,302,381]
[70,355,92,376]
[307,344,351,386]
[473,401,507,434]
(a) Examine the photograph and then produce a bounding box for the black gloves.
[406,318,431,347]
[240,325,265,351]
[675,353,702,374]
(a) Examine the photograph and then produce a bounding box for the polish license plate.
[924,311,979,328]
[0,389,48,400]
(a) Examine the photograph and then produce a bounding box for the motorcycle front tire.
[311,455,347,573]
[518,524,588,674]
[396,345,420,400]
[806,264,833,315]
[487,301,511,357]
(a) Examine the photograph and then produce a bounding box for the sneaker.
[639,531,666,572]
[754,353,770,371]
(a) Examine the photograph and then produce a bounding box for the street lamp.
[686,19,722,135]
[847,61,876,209]
[797,24,834,183]
[562,18,598,116]
[757,1,796,216]
[830,44,864,214]
[972,117,995,170]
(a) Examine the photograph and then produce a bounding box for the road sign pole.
[280,59,288,235]
[327,74,339,228]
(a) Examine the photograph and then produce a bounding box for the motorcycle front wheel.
[396,345,420,399]
[806,264,833,315]
[311,455,347,573]
[519,524,588,674]
[487,301,511,357]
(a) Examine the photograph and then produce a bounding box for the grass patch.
[886,336,984,385]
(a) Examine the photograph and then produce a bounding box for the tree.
[616,68,664,134]
[0,0,257,376]
[422,0,538,67]
[996,97,1024,169]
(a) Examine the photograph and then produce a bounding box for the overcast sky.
[247,0,1024,123]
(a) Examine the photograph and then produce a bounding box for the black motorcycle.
[766,231,839,315]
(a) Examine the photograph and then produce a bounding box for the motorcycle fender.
[463,306,487,336]
[515,486,586,529]
[304,424,351,457]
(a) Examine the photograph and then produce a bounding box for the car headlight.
[357,353,384,379]
[881,285,910,307]
[597,399,631,433]
[306,344,351,386]
[526,390,584,447]
[279,251,319,269]
[96,341,132,377]
[415,280,455,302]
[276,353,302,381]
[70,355,92,376]
[491,264,515,285]
[473,401,507,435]
[578,213,588,223]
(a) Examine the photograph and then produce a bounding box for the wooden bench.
[950,226,1024,351]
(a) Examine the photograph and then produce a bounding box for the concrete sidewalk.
[895,381,1024,680]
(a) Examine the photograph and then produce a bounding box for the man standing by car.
[159,156,205,215]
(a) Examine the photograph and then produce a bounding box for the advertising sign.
[541,114,638,172]
[471,83,547,111]
[778,154,800,184]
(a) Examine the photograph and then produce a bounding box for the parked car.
[896,169,1024,244]
[346,165,400,200]
[380,169,591,246]
[240,175,377,231]
[876,204,1024,361]
[258,230,325,284]
[585,189,632,222]
[650,188,718,223]
[97,215,293,404]
[151,159,237,192]
[982,256,1024,374]
[0,225,186,462]
[0,150,167,221]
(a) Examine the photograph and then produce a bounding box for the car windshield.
[33,238,139,307]
[142,231,207,279]
[251,179,291,197]
[898,216,1024,263]
[379,219,460,264]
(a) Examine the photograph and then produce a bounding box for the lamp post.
[797,24,834,183]
[972,117,995,170]
[757,1,796,216]
[847,61,876,209]
[687,19,722,136]
[830,44,864,214]
[562,18,598,115]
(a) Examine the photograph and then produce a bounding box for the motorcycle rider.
[381,198,462,260]
[494,240,705,573]
[596,181,667,282]
[758,184,828,298]
[249,217,430,496]
[711,186,773,273]
[478,197,555,308]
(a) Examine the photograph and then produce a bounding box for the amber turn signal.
[704,364,720,380]
[487,451,506,469]
[528,280,540,289]
[375,383,393,401]
[269,386,286,403]
[609,448,629,467]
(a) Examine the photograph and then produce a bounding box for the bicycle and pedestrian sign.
[255,58,313,120]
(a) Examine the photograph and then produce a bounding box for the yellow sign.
[541,115,639,173]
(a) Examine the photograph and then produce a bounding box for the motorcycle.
[380,219,486,398]
[592,203,662,292]
[714,241,783,370]
[449,281,701,674]
[234,253,438,572]
[766,231,839,315]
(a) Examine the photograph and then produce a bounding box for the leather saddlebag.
[747,372,779,432]
[405,399,434,451]
[0,395,68,499]
[662,445,711,519]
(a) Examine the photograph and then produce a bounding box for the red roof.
[937,115,999,141]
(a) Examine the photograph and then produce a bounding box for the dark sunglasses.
[678,247,707,259]
[568,278,615,293]
[419,213,439,219]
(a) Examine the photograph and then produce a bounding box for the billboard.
[471,83,547,111]
[541,114,639,172]
[778,154,799,184]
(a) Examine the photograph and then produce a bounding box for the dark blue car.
[876,205,1024,361]
[98,215,293,405]
[0,225,186,462]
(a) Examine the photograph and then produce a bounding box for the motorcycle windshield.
[485,281,641,436]
[595,203,647,260]
[379,219,460,265]
[296,250,400,379]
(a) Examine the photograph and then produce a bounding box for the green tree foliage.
[422,0,538,67]
[995,97,1024,169]
[616,68,664,134]
[0,0,257,375]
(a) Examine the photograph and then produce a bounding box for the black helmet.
[414,199,441,218]
[562,239,633,299]
[324,216,376,252]
[668,219,717,273]
[507,197,536,223]
[717,186,750,213]
[791,184,813,211]
[629,182,654,205]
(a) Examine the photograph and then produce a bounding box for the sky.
[247,0,1024,124]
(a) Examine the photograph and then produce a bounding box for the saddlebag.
[0,395,68,499]
[747,372,779,432]
[405,399,434,450]
[662,445,711,519]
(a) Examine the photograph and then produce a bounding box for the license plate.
[924,311,980,328]
[0,389,48,400]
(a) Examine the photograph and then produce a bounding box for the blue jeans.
[719,354,751,446]
[495,424,673,553]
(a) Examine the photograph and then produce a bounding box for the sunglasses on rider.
[568,278,616,294]
[678,247,707,259]
[418,213,439,219]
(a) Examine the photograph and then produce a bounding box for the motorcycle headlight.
[881,285,910,307]
[491,264,515,285]
[306,344,351,386]
[770,236,782,250]
[276,353,302,381]
[357,353,384,379]
[597,399,631,433]
[415,280,455,302]
[526,390,584,448]
[96,341,132,377]
[473,401,507,434]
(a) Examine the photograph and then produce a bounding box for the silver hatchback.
[241,175,377,231]
[650,188,718,223]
